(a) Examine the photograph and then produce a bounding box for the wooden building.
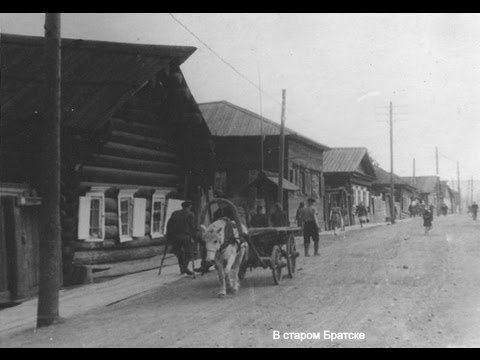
[323,148,376,228]
[371,165,418,220]
[0,33,213,296]
[199,101,329,228]
[402,176,441,211]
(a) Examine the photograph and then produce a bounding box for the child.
[423,207,433,235]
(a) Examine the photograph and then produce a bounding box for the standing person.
[270,202,288,227]
[303,198,320,256]
[251,205,268,227]
[423,206,433,235]
[356,202,368,228]
[329,202,342,236]
[166,201,195,275]
[472,201,478,220]
[296,202,306,228]
[408,204,414,218]
[340,205,347,231]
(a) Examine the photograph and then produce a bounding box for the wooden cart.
[201,198,300,285]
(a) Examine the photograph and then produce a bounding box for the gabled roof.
[198,101,329,151]
[402,176,439,194]
[323,147,375,177]
[372,165,416,190]
[1,33,196,131]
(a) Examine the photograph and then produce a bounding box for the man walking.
[423,206,433,235]
[303,198,320,256]
[472,201,478,221]
[356,202,368,228]
[166,201,195,275]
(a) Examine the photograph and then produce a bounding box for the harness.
[206,217,245,256]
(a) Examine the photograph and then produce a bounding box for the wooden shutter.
[78,196,90,240]
[133,198,146,237]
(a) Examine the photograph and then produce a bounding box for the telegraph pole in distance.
[389,101,395,224]
[457,161,461,213]
[277,89,286,207]
[37,13,62,327]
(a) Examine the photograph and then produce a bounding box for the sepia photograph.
[0,12,479,348]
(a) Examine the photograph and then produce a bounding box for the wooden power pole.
[457,161,461,213]
[389,101,395,224]
[277,89,286,207]
[37,13,62,327]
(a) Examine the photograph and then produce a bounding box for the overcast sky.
[1,13,479,187]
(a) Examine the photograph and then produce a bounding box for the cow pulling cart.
[200,198,301,285]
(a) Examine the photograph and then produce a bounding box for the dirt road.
[2,215,480,347]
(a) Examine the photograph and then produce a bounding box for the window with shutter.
[151,189,170,238]
[78,192,105,242]
[133,198,146,237]
[118,189,137,242]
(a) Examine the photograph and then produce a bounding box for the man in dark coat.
[423,207,433,235]
[472,202,478,220]
[166,201,195,275]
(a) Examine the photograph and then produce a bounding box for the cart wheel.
[286,234,297,278]
[271,245,283,285]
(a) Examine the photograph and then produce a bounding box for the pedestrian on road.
[296,202,306,228]
[270,202,288,227]
[356,202,368,228]
[303,198,320,256]
[471,202,478,221]
[166,201,196,275]
[330,202,342,236]
[423,207,433,235]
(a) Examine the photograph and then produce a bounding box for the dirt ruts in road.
[2,215,480,347]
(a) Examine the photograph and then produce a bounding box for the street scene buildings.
[0,13,480,348]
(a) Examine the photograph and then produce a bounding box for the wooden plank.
[90,154,178,174]
[81,166,179,188]
[110,130,176,152]
[102,142,177,162]
[109,117,172,139]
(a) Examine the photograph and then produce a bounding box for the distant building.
[402,176,441,211]
[372,165,418,220]
[323,148,376,228]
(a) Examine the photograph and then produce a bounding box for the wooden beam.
[102,142,177,162]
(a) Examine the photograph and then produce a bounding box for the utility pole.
[435,147,439,176]
[389,101,395,224]
[471,176,474,205]
[277,89,286,207]
[37,13,62,327]
[457,161,461,213]
[412,158,416,185]
[257,66,265,172]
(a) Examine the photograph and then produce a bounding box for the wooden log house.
[0,34,213,296]
[199,101,330,228]
[371,165,418,220]
[323,148,377,228]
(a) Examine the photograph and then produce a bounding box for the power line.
[168,13,282,107]
[168,13,316,133]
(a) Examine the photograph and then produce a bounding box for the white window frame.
[118,189,136,242]
[78,191,105,242]
[151,190,169,238]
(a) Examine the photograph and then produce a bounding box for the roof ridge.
[199,100,329,150]
[1,33,196,60]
